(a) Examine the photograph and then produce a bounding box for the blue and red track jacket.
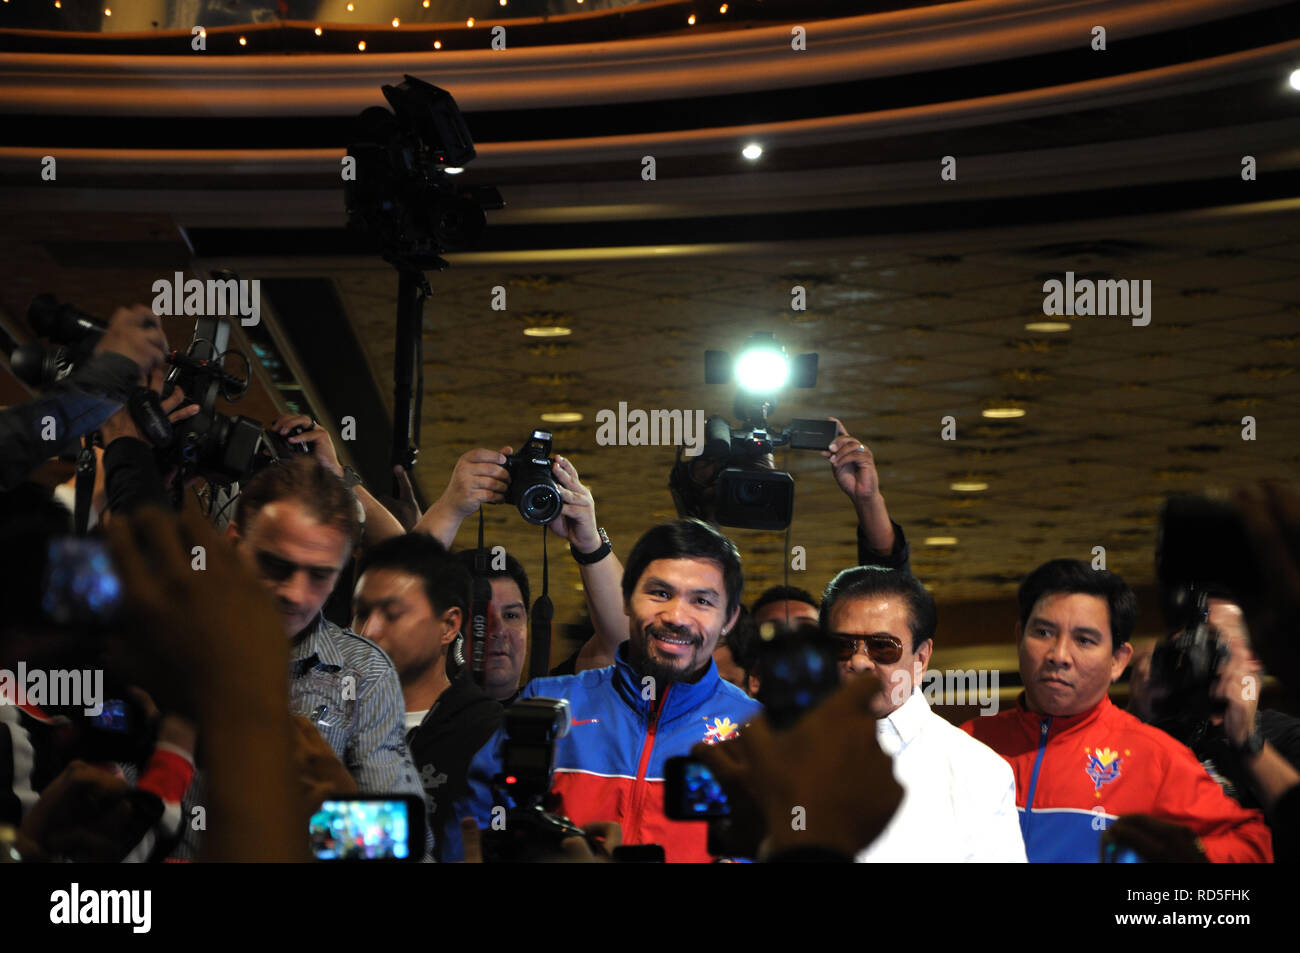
[962,695,1273,863]
[447,644,763,862]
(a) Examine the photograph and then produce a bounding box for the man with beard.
[447,519,762,861]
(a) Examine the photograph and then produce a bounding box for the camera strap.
[468,507,491,688]
[74,435,96,536]
[529,524,553,681]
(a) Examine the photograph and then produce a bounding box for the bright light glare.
[735,347,789,392]
[742,143,762,160]
[1290,69,1300,91]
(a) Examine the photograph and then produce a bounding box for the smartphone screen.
[310,797,424,862]
[664,756,731,820]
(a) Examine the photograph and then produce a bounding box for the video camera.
[670,333,833,531]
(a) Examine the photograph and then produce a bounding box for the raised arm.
[413,446,514,549]
[548,454,627,669]
[825,417,910,571]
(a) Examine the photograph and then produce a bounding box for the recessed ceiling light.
[982,407,1026,419]
[1024,321,1070,332]
[742,143,763,160]
[356,40,366,51]
[313,27,322,36]
[541,412,583,423]
[688,13,696,25]
[950,481,988,492]
[924,537,959,546]
[523,326,572,337]
[392,17,400,28]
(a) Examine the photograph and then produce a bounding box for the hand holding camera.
[435,445,515,520]
[546,454,602,551]
[92,304,169,384]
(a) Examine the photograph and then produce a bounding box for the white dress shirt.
[857,687,1026,862]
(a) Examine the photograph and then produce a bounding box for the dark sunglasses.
[828,633,904,664]
[254,549,339,584]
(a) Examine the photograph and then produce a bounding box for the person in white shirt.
[819,566,1026,862]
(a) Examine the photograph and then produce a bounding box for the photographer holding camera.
[0,303,169,493]
[414,439,629,694]
[1130,592,1300,816]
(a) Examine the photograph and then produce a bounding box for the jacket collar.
[612,642,723,723]
[1015,691,1112,739]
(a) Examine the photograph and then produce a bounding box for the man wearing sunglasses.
[821,566,1026,862]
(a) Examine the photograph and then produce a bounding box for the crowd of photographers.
[2,301,1299,864]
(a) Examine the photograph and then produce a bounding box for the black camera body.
[1148,587,1230,742]
[671,415,836,531]
[503,430,562,525]
[483,697,589,862]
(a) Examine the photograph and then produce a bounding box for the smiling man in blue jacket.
[448,519,763,862]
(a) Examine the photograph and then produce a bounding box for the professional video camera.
[503,430,562,525]
[670,333,835,531]
[10,295,309,492]
[482,697,588,862]
[345,75,503,271]
[1147,495,1259,744]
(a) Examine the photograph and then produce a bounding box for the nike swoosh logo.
[571,718,600,726]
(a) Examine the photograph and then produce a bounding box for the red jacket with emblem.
[962,695,1272,862]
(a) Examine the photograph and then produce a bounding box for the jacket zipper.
[1024,718,1051,822]
[626,684,669,844]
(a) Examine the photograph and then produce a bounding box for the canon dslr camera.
[504,430,562,525]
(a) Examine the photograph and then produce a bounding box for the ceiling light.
[392,17,400,27]
[467,17,475,26]
[1024,321,1070,333]
[982,407,1026,419]
[524,327,572,338]
[356,40,366,51]
[238,36,247,46]
[924,537,959,546]
[541,412,583,423]
[950,481,988,492]
[444,166,464,174]
[433,40,442,48]
[688,13,696,25]
[1290,68,1300,91]
[742,143,763,160]
[313,27,322,36]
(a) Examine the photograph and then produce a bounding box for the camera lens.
[519,484,561,525]
[736,480,765,505]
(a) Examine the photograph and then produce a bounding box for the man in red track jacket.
[963,559,1272,863]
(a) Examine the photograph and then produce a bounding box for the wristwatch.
[572,527,612,565]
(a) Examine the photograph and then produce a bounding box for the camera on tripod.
[670,333,834,531]
[503,430,562,525]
